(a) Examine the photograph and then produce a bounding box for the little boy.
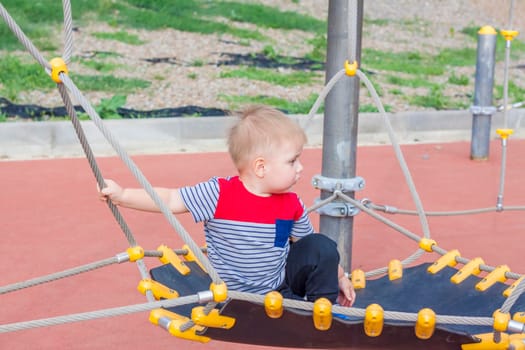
[99,105,355,306]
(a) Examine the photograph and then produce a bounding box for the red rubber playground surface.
[1,139,525,350]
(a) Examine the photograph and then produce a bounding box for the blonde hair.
[228,105,307,170]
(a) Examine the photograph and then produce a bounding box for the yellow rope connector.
[351,268,366,289]
[313,297,332,331]
[450,257,484,284]
[504,276,525,297]
[191,306,235,329]
[181,244,206,273]
[388,259,403,281]
[496,128,514,140]
[500,30,519,42]
[415,308,436,340]
[513,311,525,323]
[210,282,228,303]
[344,60,358,76]
[49,57,68,83]
[264,291,284,319]
[427,249,460,274]
[158,244,190,275]
[493,309,511,332]
[418,238,437,252]
[126,246,144,262]
[149,308,209,343]
[137,279,179,299]
[476,265,510,291]
[364,304,384,337]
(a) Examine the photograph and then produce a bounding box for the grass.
[219,67,321,87]
[1,0,525,118]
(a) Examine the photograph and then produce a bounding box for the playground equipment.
[1,1,525,349]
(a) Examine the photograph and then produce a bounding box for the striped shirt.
[179,176,314,294]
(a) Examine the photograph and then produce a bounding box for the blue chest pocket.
[274,219,294,248]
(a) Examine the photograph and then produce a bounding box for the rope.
[0,294,201,334]
[61,0,74,64]
[365,201,525,216]
[0,256,119,295]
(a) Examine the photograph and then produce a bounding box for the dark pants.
[277,234,340,303]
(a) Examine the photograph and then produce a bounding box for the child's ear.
[254,157,266,178]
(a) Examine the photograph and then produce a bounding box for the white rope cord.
[228,291,494,327]
[0,294,201,334]
[365,201,525,216]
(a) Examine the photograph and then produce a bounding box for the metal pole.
[470,25,497,160]
[320,0,363,272]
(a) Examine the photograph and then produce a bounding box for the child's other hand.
[337,276,356,307]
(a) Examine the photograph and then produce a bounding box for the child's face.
[262,140,304,193]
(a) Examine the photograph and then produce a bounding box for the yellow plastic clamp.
[419,238,437,252]
[181,244,206,272]
[504,276,525,298]
[509,338,525,350]
[149,308,209,343]
[351,269,366,290]
[191,306,235,329]
[210,282,228,303]
[427,249,460,274]
[344,60,358,76]
[167,318,210,343]
[513,312,525,323]
[388,259,403,281]
[415,308,436,340]
[49,57,68,83]
[476,265,510,292]
[500,30,519,42]
[158,244,190,275]
[462,332,511,350]
[137,279,179,299]
[451,257,484,284]
[493,309,511,332]
[126,246,144,262]
[313,298,332,331]
[496,128,514,140]
[364,304,384,337]
[264,291,284,319]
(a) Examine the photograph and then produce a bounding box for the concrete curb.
[1,109,524,160]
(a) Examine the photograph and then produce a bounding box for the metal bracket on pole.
[314,199,360,217]
[312,175,365,217]
[311,174,365,192]
[470,105,497,116]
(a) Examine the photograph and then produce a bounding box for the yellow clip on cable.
[415,308,436,340]
[388,259,403,281]
[476,265,510,292]
[427,249,460,274]
[181,244,207,272]
[49,57,68,83]
[264,291,284,319]
[364,304,384,337]
[504,276,525,297]
[313,298,332,331]
[191,306,235,329]
[149,308,209,343]
[493,309,511,332]
[158,244,191,275]
[419,238,437,252]
[137,279,179,299]
[210,282,228,303]
[450,257,484,284]
[344,60,358,76]
[351,269,366,289]
[126,246,144,262]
